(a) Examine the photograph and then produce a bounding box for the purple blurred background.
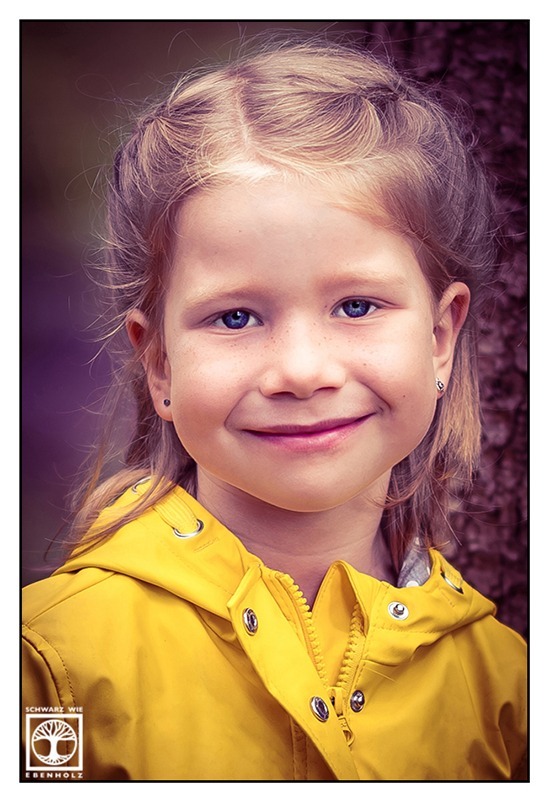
[21,21,528,636]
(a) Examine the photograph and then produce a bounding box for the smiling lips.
[243,415,372,452]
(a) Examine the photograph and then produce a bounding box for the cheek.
[356,329,435,389]
[356,328,437,441]
[169,344,253,427]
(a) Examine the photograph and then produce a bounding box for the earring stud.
[435,378,445,393]
[163,399,171,407]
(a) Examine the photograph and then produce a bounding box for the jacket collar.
[58,481,496,657]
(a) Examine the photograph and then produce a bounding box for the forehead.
[174,178,399,259]
[167,179,433,308]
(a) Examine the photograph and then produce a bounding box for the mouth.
[242,415,372,452]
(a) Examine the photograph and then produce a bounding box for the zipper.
[273,573,364,747]
[335,601,363,693]
[328,601,364,746]
[273,572,329,687]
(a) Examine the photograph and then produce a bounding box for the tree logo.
[32,719,77,765]
[26,713,83,772]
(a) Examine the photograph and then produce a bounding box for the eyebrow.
[180,284,274,310]
[332,268,411,290]
[178,268,412,312]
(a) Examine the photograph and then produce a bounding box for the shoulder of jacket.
[22,567,116,626]
[66,480,207,556]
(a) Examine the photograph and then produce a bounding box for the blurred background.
[21,20,528,637]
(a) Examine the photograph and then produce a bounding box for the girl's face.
[134,179,468,514]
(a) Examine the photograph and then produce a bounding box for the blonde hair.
[66,37,496,568]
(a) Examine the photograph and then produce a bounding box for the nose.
[259,320,346,399]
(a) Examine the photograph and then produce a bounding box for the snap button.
[242,608,258,635]
[310,696,330,722]
[350,689,365,713]
[388,601,409,620]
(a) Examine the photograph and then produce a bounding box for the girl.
[22,38,526,781]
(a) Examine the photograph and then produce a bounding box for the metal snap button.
[242,607,258,635]
[388,601,409,620]
[350,689,365,713]
[310,696,330,722]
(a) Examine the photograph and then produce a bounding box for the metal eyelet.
[131,476,151,493]
[173,519,204,539]
[441,571,464,594]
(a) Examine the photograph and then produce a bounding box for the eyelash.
[211,299,379,330]
[333,299,378,319]
[212,310,262,330]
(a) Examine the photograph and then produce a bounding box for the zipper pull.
[329,686,355,746]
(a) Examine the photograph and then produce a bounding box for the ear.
[432,281,471,385]
[126,310,173,422]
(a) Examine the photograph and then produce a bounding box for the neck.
[196,471,395,605]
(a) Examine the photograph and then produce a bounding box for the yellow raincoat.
[22,483,526,781]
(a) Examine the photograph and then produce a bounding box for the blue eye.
[214,310,261,329]
[334,299,376,318]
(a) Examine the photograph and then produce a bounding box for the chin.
[242,482,371,515]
